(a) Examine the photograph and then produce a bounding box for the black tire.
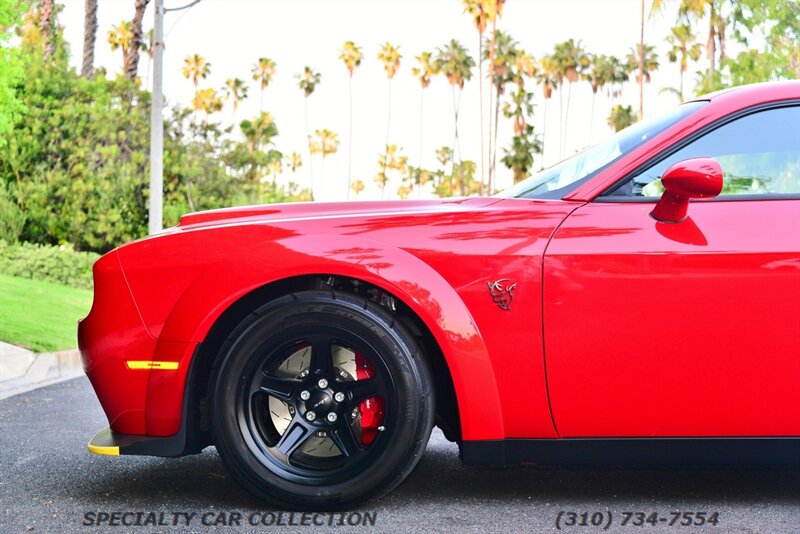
[211,290,435,509]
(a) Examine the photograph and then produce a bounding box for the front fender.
[126,229,504,440]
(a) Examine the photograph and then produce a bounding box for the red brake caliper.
[354,352,383,446]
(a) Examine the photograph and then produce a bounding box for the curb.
[0,341,84,400]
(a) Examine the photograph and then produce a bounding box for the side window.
[610,106,800,197]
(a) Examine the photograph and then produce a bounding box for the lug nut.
[327,412,338,423]
[334,392,345,403]
[305,411,316,422]
[300,390,310,400]
[317,378,328,389]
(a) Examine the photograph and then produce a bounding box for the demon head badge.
[487,278,516,311]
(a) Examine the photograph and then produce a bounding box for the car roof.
[692,80,800,108]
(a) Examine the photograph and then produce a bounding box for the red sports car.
[79,81,800,509]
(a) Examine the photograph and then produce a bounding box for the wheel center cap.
[305,391,332,415]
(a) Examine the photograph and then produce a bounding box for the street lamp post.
[148,0,164,235]
[148,0,202,235]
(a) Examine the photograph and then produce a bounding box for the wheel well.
[188,275,462,446]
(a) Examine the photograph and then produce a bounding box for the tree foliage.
[1,12,303,253]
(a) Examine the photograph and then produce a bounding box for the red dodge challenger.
[79,81,800,509]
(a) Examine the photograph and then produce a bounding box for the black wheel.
[211,290,435,509]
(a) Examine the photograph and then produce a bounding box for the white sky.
[58,0,715,200]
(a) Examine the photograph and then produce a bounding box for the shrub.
[0,182,25,243]
[0,240,99,290]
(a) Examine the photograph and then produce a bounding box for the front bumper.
[78,251,198,438]
[78,251,156,435]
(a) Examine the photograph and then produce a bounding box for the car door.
[543,103,800,438]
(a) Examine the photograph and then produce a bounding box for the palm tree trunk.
[39,0,54,60]
[450,85,459,167]
[259,87,264,112]
[541,98,547,169]
[638,0,645,120]
[125,0,150,82]
[320,156,326,200]
[563,82,572,153]
[708,3,717,81]
[478,31,485,195]
[679,68,684,100]
[305,97,314,201]
[381,79,393,200]
[418,88,425,199]
[346,75,354,199]
[558,86,564,158]
[588,90,596,146]
[81,0,98,78]
[486,20,497,194]
[491,83,501,191]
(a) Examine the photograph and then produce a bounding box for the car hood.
[177,197,504,229]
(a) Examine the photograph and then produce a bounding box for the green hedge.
[0,240,99,290]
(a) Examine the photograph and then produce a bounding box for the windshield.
[498,100,708,199]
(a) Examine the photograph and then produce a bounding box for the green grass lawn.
[0,274,92,353]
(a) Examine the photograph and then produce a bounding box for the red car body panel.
[85,197,579,440]
[78,81,800,448]
[545,200,800,437]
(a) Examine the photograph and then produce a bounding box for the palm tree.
[240,112,280,182]
[107,21,134,71]
[252,57,277,112]
[435,39,475,171]
[81,0,98,78]
[182,53,211,105]
[223,78,248,123]
[552,38,589,157]
[627,43,660,116]
[295,66,321,199]
[462,0,490,191]
[605,55,630,105]
[484,29,517,192]
[124,0,149,82]
[638,0,645,120]
[266,159,283,187]
[535,55,558,166]
[38,0,54,60]
[375,144,407,200]
[411,51,438,179]
[484,0,506,193]
[339,40,363,199]
[377,43,402,191]
[310,129,339,198]
[584,54,613,145]
[652,0,726,87]
[192,88,223,124]
[666,24,703,99]
[241,112,279,153]
[285,151,303,187]
[286,151,303,175]
[608,104,636,132]
[351,179,365,198]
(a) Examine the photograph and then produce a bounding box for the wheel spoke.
[309,337,333,374]
[259,374,299,401]
[328,424,362,458]
[275,419,312,458]
[345,378,380,405]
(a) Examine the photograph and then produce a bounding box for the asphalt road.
[1,377,798,534]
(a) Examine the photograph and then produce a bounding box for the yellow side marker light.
[125,360,179,370]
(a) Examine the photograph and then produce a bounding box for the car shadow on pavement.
[391,439,800,506]
[72,431,800,510]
